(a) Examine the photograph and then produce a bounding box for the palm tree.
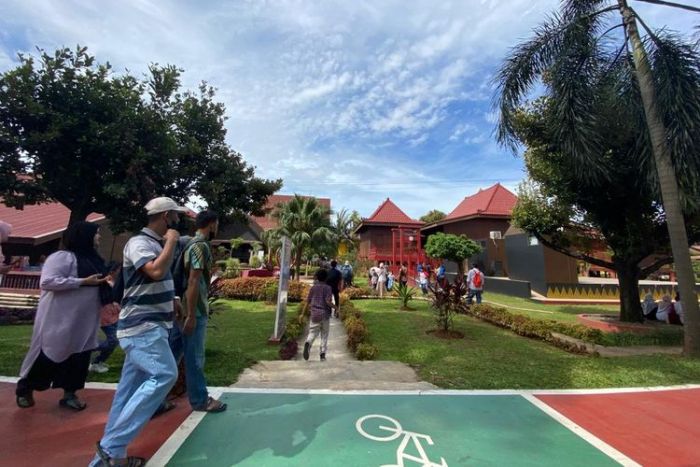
[334,208,360,254]
[495,0,700,356]
[273,195,334,280]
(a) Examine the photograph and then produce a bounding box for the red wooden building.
[355,198,425,272]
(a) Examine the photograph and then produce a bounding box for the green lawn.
[0,300,289,387]
[353,299,700,389]
[484,292,619,323]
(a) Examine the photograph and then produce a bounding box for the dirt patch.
[426,329,465,339]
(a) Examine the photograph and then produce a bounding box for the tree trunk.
[67,207,89,229]
[618,0,700,356]
[295,246,303,281]
[616,262,643,322]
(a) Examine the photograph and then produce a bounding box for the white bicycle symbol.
[356,414,448,467]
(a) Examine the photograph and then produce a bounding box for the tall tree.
[0,46,280,232]
[272,195,334,280]
[495,0,700,356]
[420,210,447,224]
[510,99,699,322]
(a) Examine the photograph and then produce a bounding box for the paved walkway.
[234,316,436,390]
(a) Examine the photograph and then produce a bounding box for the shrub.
[219,277,308,302]
[355,343,379,360]
[279,339,298,360]
[219,277,272,300]
[263,281,278,304]
[341,286,374,299]
[429,279,468,332]
[0,307,37,325]
[468,304,600,354]
[396,283,416,309]
[250,256,262,268]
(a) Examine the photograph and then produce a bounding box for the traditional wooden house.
[421,183,517,276]
[355,198,424,271]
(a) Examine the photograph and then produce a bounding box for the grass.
[352,298,700,389]
[0,300,290,387]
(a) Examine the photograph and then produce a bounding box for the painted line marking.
[0,376,697,395]
[521,394,641,467]
[149,388,224,467]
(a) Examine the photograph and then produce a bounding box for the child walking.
[303,269,335,362]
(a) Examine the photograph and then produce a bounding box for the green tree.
[420,210,446,224]
[273,195,334,280]
[334,208,360,253]
[0,46,280,232]
[495,1,700,355]
[424,232,482,277]
[510,99,699,322]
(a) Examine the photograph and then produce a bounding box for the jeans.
[169,314,209,409]
[93,323,119,364]
[467,288,482,305]
[89,326,177,465]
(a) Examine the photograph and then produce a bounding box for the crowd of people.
[642,292,685,325]
[10,197,226,466]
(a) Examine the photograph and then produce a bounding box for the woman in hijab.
[16,221,109,410]
[641,293,658,320]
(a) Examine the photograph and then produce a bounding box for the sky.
[0,0,696,220]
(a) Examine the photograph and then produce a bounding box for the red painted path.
[537,388,700,467]
[0,382,190,467]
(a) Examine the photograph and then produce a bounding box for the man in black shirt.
[326,260,343,318]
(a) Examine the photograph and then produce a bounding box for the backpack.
[111,233,201,304]
[473,270,483,289]
[172,237,205,297]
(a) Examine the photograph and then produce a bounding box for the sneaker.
[303,342,310,361]
[320,353,326,361]
[89,362,109,373]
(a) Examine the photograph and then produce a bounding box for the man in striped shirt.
[91,197,187,467]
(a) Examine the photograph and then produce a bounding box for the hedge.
[219,277,309,302]
[468,304,599,354]
[0,307,37,325]
[339,297,378,360]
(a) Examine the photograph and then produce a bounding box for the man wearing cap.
[90,197,186,467]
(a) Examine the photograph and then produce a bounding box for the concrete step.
[233,360,436,390]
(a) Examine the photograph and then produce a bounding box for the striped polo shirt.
[117,228,174,338]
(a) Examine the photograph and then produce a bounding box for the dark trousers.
[93,323,119,364]
[16,350,91,397]
[331,288,340,314]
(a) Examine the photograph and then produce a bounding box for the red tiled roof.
[363,198,423,226]
[1,201,105,242]
[250,194,332,231]
[444,183,517,221]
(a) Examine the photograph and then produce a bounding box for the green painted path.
[163,392,619,466]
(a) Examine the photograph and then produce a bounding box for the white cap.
[144,197,188,215]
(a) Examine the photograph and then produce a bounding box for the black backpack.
[171,237,205,297]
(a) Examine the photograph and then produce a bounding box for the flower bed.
[0,307,37,325]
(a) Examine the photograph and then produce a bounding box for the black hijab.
[63,222,111,305]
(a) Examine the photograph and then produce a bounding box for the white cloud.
[0,0,694,217]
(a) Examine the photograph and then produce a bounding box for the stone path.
[234,315,436,390]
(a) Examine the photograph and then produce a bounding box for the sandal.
[151,400,176,419]
[195,396,227,413]
[16,394,35,408]
[59,395,87,411]
[96,442,146,466]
